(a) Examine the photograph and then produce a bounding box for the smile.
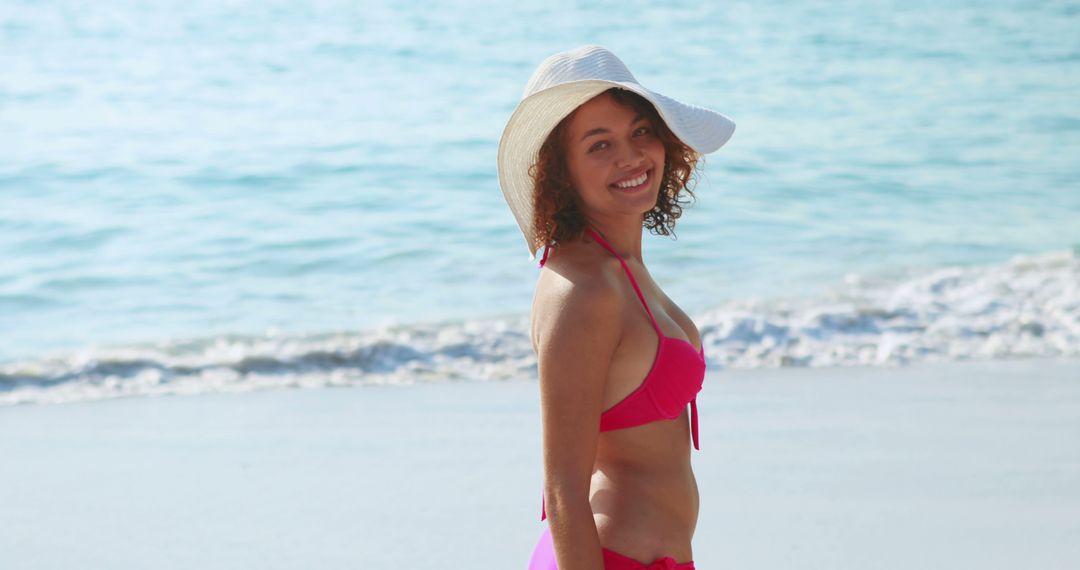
[610,168,651,192]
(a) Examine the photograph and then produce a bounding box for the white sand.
[1,358,1078,569]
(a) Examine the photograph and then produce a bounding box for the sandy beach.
[2,357,1078,569]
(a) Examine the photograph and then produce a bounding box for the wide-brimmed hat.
[497,44,737,261]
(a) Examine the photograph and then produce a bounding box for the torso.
[531,238,701,562]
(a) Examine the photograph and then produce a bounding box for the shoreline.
[1,357,1078,569]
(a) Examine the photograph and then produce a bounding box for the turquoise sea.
[1,0,1078,404]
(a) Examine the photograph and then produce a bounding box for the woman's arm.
[535,276,621,570]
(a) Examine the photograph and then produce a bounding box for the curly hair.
[527,87,702,252]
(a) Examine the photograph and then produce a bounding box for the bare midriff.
[588,414,698,562]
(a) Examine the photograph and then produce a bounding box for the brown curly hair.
[527,87,702,253]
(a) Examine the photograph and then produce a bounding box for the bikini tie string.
[538,243,551,268]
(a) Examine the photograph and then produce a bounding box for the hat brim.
[497,79,736,260]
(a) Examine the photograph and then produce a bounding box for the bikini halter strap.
[537,243,551,268]
[583,227,662,336]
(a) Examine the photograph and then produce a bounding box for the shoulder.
[530,244,625,355]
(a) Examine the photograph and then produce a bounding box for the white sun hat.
[497,44,737,261]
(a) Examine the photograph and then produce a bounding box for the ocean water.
[1,0,1078,405]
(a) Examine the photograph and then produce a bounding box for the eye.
[587,126,652,153]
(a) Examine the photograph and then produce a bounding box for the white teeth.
[614,171,648,189]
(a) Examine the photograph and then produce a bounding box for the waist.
[588,453,698,557]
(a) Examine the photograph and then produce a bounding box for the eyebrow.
[579,113,648,142]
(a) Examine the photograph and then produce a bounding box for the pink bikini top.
[536,227,706,521]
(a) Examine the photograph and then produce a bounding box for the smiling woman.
[528,87,703,257]
[495,46,736,570]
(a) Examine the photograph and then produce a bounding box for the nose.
[614,140,645,168]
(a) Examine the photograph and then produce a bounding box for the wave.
[2,248,1077,406]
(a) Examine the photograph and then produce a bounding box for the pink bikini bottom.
[529,525,696,570]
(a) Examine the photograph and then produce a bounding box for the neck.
[585,219,644,262]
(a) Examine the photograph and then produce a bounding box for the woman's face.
[563,92,666,222]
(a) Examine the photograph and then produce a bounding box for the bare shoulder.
[529,245,625,470]
[530,246,625,355]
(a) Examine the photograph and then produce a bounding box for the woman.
[497,46,736,570]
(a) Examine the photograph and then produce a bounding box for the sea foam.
[2,249,1076,406]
